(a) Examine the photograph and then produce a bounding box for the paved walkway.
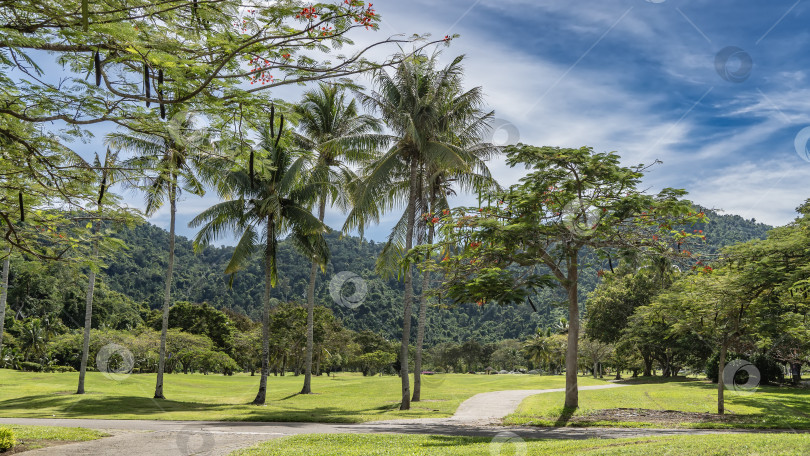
[1,384,802,455]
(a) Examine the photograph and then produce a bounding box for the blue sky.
[75,0,810,243]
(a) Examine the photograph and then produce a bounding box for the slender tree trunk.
[254,217,274,405]
[0,249,10,357]
[154,183,176,399]
[412,217,434,402]
[717,337,728,415]
[564,248,579,409]
[302,197,326,394]
[399,156,419,411]
[77,227,99,395]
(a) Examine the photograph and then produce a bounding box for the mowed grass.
[0,425,106,453]
[505,377,810,429]
[0,369,608,423]
[230,433,810,456]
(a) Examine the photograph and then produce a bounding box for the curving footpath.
[1,384,805,455]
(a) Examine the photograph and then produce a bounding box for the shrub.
[19,361,43,372]
[751,353,784,385]
[0,427,15,452]
[705,352,747,383]
[45,365,77,373]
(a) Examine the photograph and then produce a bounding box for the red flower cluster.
[469,241,481,249]
[296,7,318,20]
[248,57,274,84]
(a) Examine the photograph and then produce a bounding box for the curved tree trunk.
[302,197,326,394]
[0,249,10,357]
[77,227,99,395]
[154,183,176,399]
[399,156,419,411]
[254,217,274,405]
[412,217,434,402]
[564,248,579,409]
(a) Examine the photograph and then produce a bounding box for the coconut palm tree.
[76,148,124,395]
[106,110,209,399]
[293,83,382,394]
[191,117,328,405]
[345,53,498,410]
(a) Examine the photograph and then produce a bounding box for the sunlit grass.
[0,369,607,423]
[505,377,810,429]
[230,433,810,455]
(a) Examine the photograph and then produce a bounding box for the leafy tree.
[191,118,327,405]
[431,145,702,409]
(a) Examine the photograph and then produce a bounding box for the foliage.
[0,427,14,452]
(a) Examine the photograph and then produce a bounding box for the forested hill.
[97,208,772,345]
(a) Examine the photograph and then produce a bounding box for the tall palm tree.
[77,148,122,395]
[106,110,209,399]
[191,117,328,405]
[345,53,498,410]
[293,83,382,394]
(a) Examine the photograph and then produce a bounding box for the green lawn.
[0,425,106,453]
[505,377,810,429]
[230,433,810,455]
[0,369,607,423]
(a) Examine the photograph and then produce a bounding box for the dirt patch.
[577,408,751,425]
[4,440,72,455]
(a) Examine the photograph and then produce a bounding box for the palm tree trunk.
[77,228,99,395]
[0,249,10,357]
[254,217,274,405]
[717,336,728,415]
[412,216,434,402]
[302,197,326,394]
[564,248,579,409]
[399,156,419,411]
[154,183,176,399]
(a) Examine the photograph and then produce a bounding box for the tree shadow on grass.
[0,393,394,424]
[553,406,576,426]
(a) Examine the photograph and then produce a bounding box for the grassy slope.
[230,434,810,456]
[0,369,607,422]
[505,377,810,429]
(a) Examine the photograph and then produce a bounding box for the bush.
[705,352,747,383]
[45,365,76,373]
[0,427,15,452]
[751,353,784,385]
[19,361,43,372]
